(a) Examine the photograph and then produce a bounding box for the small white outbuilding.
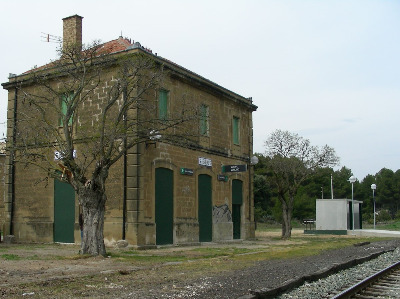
[316,198,363,233]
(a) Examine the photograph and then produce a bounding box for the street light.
[250,156,259,165]
[371,184,377,229]
[349,176,357,230]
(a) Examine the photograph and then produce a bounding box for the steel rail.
[331,260,400,299]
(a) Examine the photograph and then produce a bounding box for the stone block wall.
[0,154,5,239]
[2,51,256,245]
[138,141,252,245]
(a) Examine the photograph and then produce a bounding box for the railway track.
[331,260,400,298]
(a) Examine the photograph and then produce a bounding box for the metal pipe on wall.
[10,87,18,235]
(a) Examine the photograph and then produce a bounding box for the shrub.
[363,213,371,221]
[254,206,268,223]
[376,210,392,223]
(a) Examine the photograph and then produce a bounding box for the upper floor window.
[158,89,168,120]
[200,104,209,136]
[60,92,73,126]
[233,116,240,145]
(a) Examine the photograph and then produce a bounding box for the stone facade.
[1,15,257,247]
[0,148,5,240]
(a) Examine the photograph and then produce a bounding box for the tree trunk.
[281,204,292,239]
[79,187,107,256]
[280,195,293,239]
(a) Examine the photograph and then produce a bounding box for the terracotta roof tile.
[96,37,132,54]
[24,37,134,74]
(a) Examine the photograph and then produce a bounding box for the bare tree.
[11,42,199,255]
[264,130,339,239]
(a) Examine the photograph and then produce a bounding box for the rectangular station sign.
[222,164,247,173]
[198,157,212,168]
[180,168,194,176]
[217,174,228,182]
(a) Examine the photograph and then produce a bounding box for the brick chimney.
[62,15,83,53]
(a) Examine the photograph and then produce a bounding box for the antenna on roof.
[41,32,62,43]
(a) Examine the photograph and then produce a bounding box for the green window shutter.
[60,97,67,126]
[158,90,168,120]
[60,92,73,126]
[233,116,240,145]
[200,104,209,136]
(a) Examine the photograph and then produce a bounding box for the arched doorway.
[232,179,243,239]
[198,174,212,242]
[54,179,75,243]
[155,168,174,245]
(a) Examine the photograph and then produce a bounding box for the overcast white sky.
[1,0,399,180]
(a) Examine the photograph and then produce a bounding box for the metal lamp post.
[371,184,377,229]
[250,156,259,227]
[349,176,357,230]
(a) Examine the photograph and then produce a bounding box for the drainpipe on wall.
[135,146,140,243]
[136,105,140,242]
[9,87,18,235]
[122,90,127,240]
[122,143,127,240]
[248,162,251,222]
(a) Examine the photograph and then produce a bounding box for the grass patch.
[65,254,94,260]
[1,253,20,260]
[378,221,400,230]
[256,221,303,231]
[255,222,282,232]
[26,254,40,260]
[107,252,187,263]
[362,220,400,231]
[107,247,260,264]
[189,247,256,258]
[229,234,388,264]
[105,234,385,269]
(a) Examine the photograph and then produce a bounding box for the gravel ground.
[278,247,400,299]
[1,237,400,298]
[164,239,400,299]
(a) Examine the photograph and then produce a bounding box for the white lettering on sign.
[231,165,240,172]
[223,164,247,173]
[198,157,212,168]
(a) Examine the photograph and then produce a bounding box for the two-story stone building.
[1,15,257,247]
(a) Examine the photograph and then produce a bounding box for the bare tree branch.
[264,129,339,239]
[10,41,200,255]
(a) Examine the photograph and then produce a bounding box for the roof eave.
[2,46,257,111]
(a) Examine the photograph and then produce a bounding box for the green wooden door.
[155,168,174,245]
[348,201,353,230]
[198,174,212,242]
[54,179,75,243]
[232,204,241,239]
[232,180,243,239]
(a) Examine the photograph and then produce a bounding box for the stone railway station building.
[1,15,257,247]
